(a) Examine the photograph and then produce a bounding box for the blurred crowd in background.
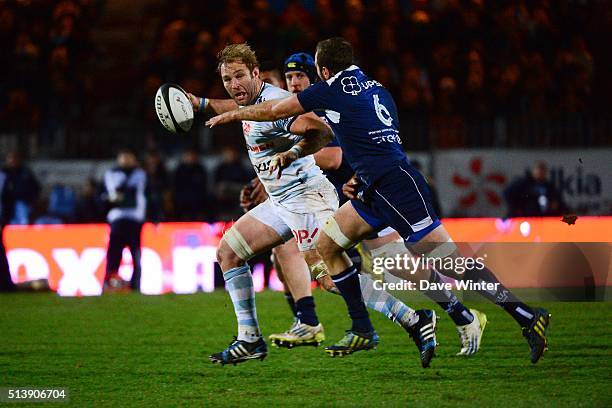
[0,0,608,223]
[0,146,255,225]
[1,147,572,225]
[0,0,609,158]
[145,0,603,150]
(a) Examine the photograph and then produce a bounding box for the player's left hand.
[269,151,298,179]
[206,112,232,128]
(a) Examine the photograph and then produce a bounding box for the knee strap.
[424,238,457,259]
[223,227,255,261]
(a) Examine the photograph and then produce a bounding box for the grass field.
[1,290,611,407]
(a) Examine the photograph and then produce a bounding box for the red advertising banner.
[5,217,611,296]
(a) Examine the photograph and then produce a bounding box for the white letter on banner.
[7,249,50,282]
[172,246,216,293]
[140,248,164,295]
[53,248,105,296]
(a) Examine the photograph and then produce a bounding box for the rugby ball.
[154,83,194,133]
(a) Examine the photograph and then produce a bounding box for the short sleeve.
[273,116,299,132]
[296,81,331,112]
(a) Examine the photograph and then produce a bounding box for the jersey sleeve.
[296,81,331,112]
[273,116,299,132]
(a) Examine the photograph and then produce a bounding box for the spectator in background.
[0,168,15,292]
[103,149,146,292]
[213,146,254,220]
[2,150,40,224]
[46,183,77,222]
[75,177,104,223]
[504,162,569,217]
[144,150,169,223]
[173,148,208,221]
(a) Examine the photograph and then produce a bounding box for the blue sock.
[463,266,534,327]
[359,274,418,327]
[224,265,260,342]
[423,271,473,326]
[285,292,298,318]
[332,266,374,333]
[295,296,319,326]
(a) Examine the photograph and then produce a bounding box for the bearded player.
[187,44,336,365]
[206,38,551,365]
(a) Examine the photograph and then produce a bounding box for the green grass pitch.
[1,290,610,407]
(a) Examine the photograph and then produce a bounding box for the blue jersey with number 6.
[297,65,406,186]
[298,65,440,240]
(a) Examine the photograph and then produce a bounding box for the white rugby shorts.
[249,179,338,251]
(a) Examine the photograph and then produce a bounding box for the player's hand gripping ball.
[155,83,194,133]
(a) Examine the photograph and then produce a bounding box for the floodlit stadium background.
[1,0,610,295]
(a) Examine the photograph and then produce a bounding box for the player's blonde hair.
[217,43,259,72]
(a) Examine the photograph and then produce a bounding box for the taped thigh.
[421,238,457,259]
[322,216,356,250]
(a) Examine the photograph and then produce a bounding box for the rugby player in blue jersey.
[239,53,444,366]
[270,53,487,360]
[207,38,551,364]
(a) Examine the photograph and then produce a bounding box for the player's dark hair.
[315,37,353,75]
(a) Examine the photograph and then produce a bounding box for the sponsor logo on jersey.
[341,76,383,96]
[341,76,362,95]
[254,160,271,173]
[247,142,274,153]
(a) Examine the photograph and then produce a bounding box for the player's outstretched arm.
[187,93,238,115]
[206,95,305,127]
[314,146,342,171]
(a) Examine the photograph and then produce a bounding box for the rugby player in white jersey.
[188,44,337,365]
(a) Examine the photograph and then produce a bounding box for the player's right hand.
[239,184,254,213]
[342,174,361,200]
[269,150,298,179]
[249,177,268,204]
[187,93,200,111]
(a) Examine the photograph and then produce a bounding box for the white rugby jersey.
[241,83,325,203]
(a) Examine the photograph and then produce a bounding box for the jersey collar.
[326,65,359,86]
[249,81,267,105]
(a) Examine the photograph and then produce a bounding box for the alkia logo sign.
[452,157,506,209]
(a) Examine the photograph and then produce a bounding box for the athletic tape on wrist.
[309,261,329,280]
[199,97,208,113]
[289,145,303,158]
